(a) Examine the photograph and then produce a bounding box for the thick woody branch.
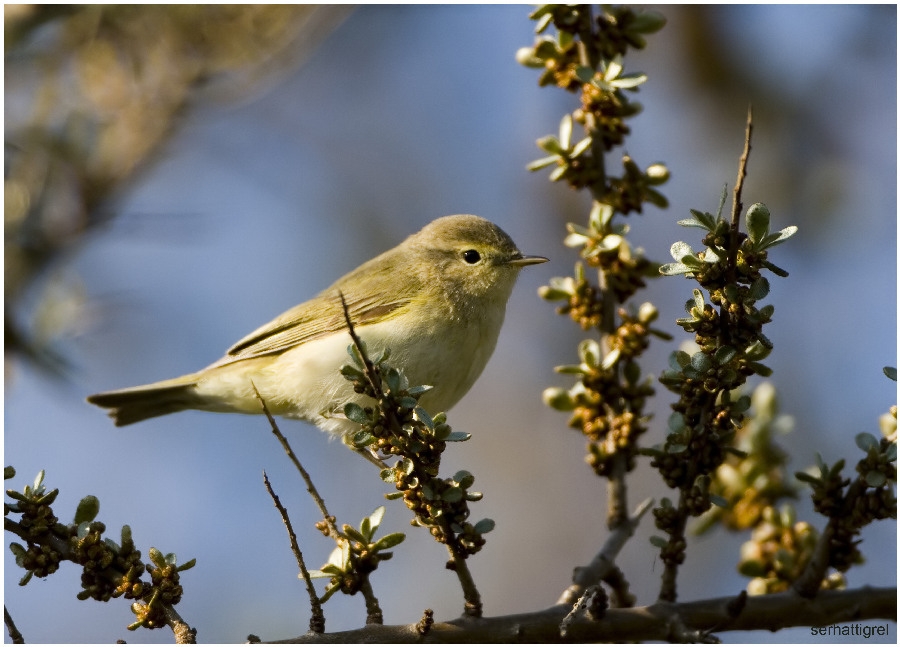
[269,586,896,643]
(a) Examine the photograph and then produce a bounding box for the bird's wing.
[217,251,419,365]
[222,292,408,362]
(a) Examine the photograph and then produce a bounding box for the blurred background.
[4,5,896,643]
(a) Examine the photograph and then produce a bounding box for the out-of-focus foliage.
[4,4,351,375]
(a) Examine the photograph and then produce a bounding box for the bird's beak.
[508,254,549,266]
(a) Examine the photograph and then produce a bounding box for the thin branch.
[263,471,326,633]
[4,606,24,644]
[792,476,868,598]
[159,603,197,644]
[360,580,384,625]
[731,105,753,230]
[445,543,483,618]
[252,383,340,540]
[558,497,652,605]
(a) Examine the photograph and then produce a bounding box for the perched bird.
[88,215,547,437]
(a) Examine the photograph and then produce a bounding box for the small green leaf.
[670,241,695,262]
[442,487,463,503]
[177,558,197,572]
[570,136,593,158]
[453,471,475,489]
[543,386,574,411]
[397,458,414,475]
[344,402,370,425]
[385,367,402,394]
[148,547,166,568]
[690,352,712,373]
[649,535,669,548]
[884,367,897,381]
[760,226,798,249]
[374,532,406,550]
[527,155,560,172]
[745,203,770,244]
[344,525,367,545]
[659,263,693,276]
[473,518,495,534]
[558,114,573,148]
[709,494,730,508]
[794,471,818,485]
[365,506,385,534]
[414,406,434,431]
[865,471,887,488]
[579,338,602,368]
[855,432,879,452]
[748,277,770,301]
[601,348,621,370]
[713,346,736,366]
[407,384,433,397]
[611,72,647,89]
[445,431,471,442]
[74,495,100,525]
[574,65,594,84]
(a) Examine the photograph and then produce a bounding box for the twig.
[159,602,197,644]
[446,543,483,618]
[263,471,326,633]
[792,476,867,598]
[6,509,195,643]
[4,606,24,644]
[559,584,606,637]
[731,105,753,230]
[592,212,629,530]
[558,497,652,605]
[360,580,384,625]
[251,383,340,540]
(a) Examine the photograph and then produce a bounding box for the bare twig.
[159,603,197,644]
[446,543,483,618]
[558,497,652,605]
[252,383,340,540]
[263,471,326,633]
[4,606,24,644]
[731,105,753,230]
[360,580,384,625]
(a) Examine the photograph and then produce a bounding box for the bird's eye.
[462,249,481,264]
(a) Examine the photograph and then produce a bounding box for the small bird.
[87,215,547,437]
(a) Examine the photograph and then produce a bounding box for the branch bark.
[267,586,896,643]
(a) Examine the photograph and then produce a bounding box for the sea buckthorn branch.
[254,383,402,628]
[791,400,897,598]
[520,4,669,535]
[648,114,798,602]
[4,467,196,642]
[338,294,490,618]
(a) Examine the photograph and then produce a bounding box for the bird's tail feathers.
[87,374,202,427]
